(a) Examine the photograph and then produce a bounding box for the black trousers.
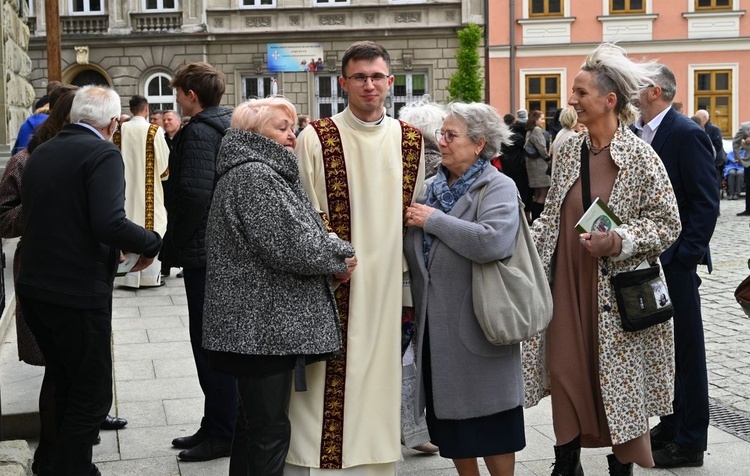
[183,267,238,440]
[21,297,112,476]
[229,371,293,476]
[660,260,710,452]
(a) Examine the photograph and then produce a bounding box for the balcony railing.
[62,15,109,34]
[131,12,182,33]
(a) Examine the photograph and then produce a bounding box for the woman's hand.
[579,231,622,258]
[333,256,358,284]
[405,203,436,229]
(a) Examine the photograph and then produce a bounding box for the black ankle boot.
[551,437,584,476]
[606,454,633,476]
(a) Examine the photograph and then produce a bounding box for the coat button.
[601,268,608,275]
[603,305,611,312]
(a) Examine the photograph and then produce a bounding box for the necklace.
[590,144,611,156]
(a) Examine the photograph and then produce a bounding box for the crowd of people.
[0,39,728,476]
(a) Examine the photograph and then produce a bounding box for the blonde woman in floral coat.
[524,43,682,476]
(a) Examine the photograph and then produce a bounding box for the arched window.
[144,73,176,111]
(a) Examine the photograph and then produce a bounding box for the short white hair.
[397,95,446,146]
[70,86,121,129]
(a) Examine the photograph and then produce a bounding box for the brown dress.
[547,148,653,466]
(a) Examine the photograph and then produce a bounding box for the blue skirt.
[422,327,526,459]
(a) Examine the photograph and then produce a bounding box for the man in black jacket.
[161,62,238,462]
[18,85,162,476]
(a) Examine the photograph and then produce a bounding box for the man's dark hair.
[151,109,164,116]
[129,95,149,114]
[341,41,391,77]
[170,62,226,108]
[503,113,515,126]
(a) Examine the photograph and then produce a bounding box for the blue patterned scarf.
[422,159,488,266]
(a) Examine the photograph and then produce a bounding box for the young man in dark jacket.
[161,62,238,462]
[18,85,162,476]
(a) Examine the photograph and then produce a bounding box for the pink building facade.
[487,0,750,137]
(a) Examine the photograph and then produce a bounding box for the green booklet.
[575,197,622,234]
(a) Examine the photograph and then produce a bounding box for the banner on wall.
[267,43,326,73]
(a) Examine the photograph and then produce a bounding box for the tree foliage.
[447,23,484,103]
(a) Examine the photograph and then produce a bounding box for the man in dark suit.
[18,85,162,476]
[634,65,718,468]
[696,109,727,201]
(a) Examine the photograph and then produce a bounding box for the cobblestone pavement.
[697,197,750,416]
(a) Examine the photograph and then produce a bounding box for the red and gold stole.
[113,123,160,231]
[310,117,422,469]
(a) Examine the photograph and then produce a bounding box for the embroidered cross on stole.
[310,117,422,469]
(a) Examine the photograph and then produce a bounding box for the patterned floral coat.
[524,125,682,445]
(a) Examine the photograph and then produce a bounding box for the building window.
[525,74,560,123]
[530,0,563,17]
[242,76,277,100]
[314,0,350,5]
[695,0,731,10]
[610,0,645,14]
[240,0,275,8]
[70,0,104,14]
[316,76,347,118]
[144,0,178,10]
[695,69,732,136]
[145,73,176,111]
[389,73,427,119]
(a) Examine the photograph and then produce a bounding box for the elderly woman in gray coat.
[202,97,356,476]
[404,102,524,476]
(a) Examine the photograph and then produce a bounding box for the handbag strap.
[580,140,591,211]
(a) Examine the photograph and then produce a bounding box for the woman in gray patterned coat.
[202,97,356,476]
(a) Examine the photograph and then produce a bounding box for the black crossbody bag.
[580,142,674,332]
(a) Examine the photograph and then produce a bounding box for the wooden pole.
[45,0,62,82]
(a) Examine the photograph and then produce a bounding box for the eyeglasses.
[345,74,390,85]
[435,129,465,144]
[111,116,121,131]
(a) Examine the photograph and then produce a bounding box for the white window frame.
[143,0,179,11]
[69,0,105,15]
[388,72,429,118]
[144,72,176,111]
[313,0,350,7]
[241,75,277,100]
[315,75,347,118]
[519,67,567,116]
[239,0,276,8]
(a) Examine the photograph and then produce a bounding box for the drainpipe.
[509,0,516,112]
[484,0,490,102]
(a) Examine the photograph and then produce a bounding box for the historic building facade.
[26,0,485,119]
[488,0,750,137]
[3,0,35,146]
